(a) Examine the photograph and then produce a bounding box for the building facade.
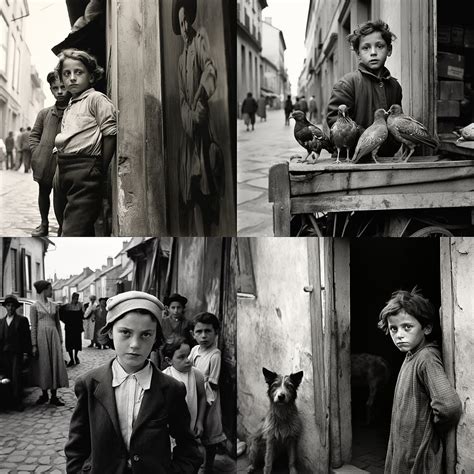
[0,0,45,139]
[237,0,267,113]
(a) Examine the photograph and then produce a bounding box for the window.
[36,262,41,281]
[13,44,20,91]
[237,239,256,298]
[25,255,32,290]
[0,14,8,76]
[11,248,18,292]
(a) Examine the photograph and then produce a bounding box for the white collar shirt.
[112,358,152,450]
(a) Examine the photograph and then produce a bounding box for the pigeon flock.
[290,104,439,164]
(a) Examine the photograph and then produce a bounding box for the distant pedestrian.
[293,96,301,112]
[0,295,32,411]
[93,297,108,349]
[54,48,117,236]
[30,280,69,406]
[14,127,24,170]
[309,95,318,123]
[21,127,32,173]
[65,291,202,473]
[30,71,71,237]
[241,92,258,131]
[284,95,293,126]
[5,131,15,170]
[59,292,84,366]
[0,138,5,170]
[299,95,308,117]
[83,295,98,347]
[257,95,267,122]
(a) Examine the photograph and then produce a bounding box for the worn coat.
[327,63,403,156]
[29,104,65,186]
[65,360,202,474]
[385,343,462,474]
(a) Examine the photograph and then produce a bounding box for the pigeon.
[290,110,334,163]
[330,104,361,163]
[456,123,474,141]
[387,104,439,162]
[352,109,388,164]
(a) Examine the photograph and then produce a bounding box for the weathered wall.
[237,238,323,472]
[451,238,474,471]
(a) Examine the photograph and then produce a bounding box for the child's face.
[357,31,392,75]
[167,343,192,373]
[50,79,68,102]
[61,58,93,98]
[193,322,217,349]
[168,301,184,319]
[110,311,157,374]
[178,7,192,44]
[387,311,431,353]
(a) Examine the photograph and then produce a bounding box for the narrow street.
[0,343,235,474]
[0,167,59,237]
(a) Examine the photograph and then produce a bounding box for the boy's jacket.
[65,359,202,474]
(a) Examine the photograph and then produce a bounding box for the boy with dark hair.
[379,288,462,473]
[30,71,70,236]
[65,291,202,473]
[327,19,403,156]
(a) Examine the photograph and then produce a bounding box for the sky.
[264,0,310,95]
[25,0,71,106]
[44,238,129,280]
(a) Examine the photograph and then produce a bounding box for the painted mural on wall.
[160,0,235,236]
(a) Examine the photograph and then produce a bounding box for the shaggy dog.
[247,368,303,474]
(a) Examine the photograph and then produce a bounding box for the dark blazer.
[65,360,202,474]
[0,315,32,355]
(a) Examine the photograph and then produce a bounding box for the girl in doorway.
[378,288,462,473]
[190,312,226,473]
[162,336,206,437]
[54,48,117,236]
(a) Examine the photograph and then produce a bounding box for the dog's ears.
[290,371,303,388]
[262,367,278,384]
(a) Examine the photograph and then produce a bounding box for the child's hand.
[194,421,204,438]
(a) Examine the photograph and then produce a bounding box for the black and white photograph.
[0,236,236,473]
[0,0,236,237]
[236,237,473,473]
[237,0,474,237]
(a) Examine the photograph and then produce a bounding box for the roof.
[77,272,97,292]
[118,259,134,280]
[97,263,122,279]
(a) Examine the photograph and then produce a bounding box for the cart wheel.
[409,226,454,237]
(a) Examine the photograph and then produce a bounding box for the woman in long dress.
[59,292,83,366]
[30,280,69,406]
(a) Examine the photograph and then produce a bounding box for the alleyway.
[0,344,235,474]
[0,167,59,237]
[237,108,301,236]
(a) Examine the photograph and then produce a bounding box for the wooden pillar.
[268,162,291,236]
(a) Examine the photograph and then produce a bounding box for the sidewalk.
[237,108,302,236]
[0,344,235,473]
[0,167,59,236]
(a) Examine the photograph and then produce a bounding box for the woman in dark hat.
[0,295,32,410]
[30,280,68,405]
[173,0,221,235]
[59,292,84,366]
[161,293,194,347]
[93,297,109,349]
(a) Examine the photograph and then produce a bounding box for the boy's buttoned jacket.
[65,360,202,474]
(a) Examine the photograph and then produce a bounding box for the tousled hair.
[347,20,397,53]
[193,312,220,332]
[378,287,435,336]
[56,48,104,84]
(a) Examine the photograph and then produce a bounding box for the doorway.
[348,239,441,472]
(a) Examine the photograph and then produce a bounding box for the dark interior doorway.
[349,239,441,473]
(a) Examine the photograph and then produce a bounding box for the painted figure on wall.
[173,0,223,236]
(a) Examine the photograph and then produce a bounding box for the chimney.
[107,257,113,267]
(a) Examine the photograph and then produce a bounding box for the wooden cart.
[269,157,474,237]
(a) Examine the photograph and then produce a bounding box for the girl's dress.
[385,343,462,473]
[163,365,202,431]
[30,300,69,390]
[189,342,226,446]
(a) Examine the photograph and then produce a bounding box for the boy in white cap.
[65,291,202,473]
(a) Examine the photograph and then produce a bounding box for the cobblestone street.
[0,343,235,473]
[0,167,59,237]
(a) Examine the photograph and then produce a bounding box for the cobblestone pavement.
[0,167,59,237]
[0,343,235,473]
[237,109,332,237]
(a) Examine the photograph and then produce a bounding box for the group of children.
[65,290,226,474]
[30,48,116,237]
